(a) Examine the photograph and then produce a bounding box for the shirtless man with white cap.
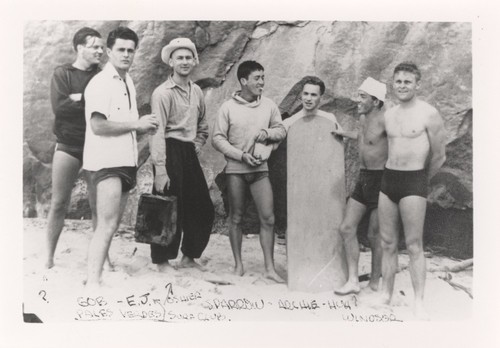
[378,62,446,319]
[332,77,388,296]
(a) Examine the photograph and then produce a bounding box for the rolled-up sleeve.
[264,104,286,142]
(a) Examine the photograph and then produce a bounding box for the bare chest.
[386,111,426,139]
[360,120,386,146]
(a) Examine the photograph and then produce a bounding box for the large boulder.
[23,20,258,220]
[24,21,472,255]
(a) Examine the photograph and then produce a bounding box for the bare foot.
[379,292,392,306]
[233,264,244,276]
[178,256,206,271]
[157,261,176,273]
[367,278,380,292]
[414,301,430,320]
[264,269,285,283]
[362,291,391,310]
[103,260,115,272]
[390,293,408,307]
[84,281,101,293]
[45,259,55,269]
[334,281,361,296]
[361,285,377,295]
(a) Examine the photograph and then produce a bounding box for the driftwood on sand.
[429,258,473,273]
[438,273,473,299]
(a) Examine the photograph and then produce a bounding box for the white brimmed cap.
[161,38,199,64]
[359,77,387,102]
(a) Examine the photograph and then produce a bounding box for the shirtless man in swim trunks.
[378,62,446,319]
[332,77,388,296]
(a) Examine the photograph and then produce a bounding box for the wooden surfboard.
[287,115,347,292]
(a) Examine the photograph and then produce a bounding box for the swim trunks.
[350,169,384,211]
[55,143,84,163]
[228,171,269,185]
[380,167,428,203]
[88,166,137,192]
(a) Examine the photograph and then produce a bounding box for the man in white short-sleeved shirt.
[83,26,158,288]
[83,62,140,170]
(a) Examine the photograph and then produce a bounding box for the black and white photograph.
[1,0,499,347]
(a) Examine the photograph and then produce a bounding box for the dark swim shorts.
[89,166,138,192]
[55,143,84,163]
[350,169,384,211]
[380,167,428,203]
[229,171,269,185]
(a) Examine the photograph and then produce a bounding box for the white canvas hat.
[359,77,387,102]
[161,38,199,64]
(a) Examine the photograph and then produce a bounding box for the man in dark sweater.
[45,27,104,269]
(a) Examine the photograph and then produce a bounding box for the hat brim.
[161,44,199,65]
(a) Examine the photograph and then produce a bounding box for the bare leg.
[84,171,98,231]
[249,177,284,283]
[334,198,366,295]
[399,196,429,319]
[378,192,400,304]
[86,178,128,287]
[226,175,247,276]
[85,172,114,271]
[367,209,382,291]
[45,151,81,269]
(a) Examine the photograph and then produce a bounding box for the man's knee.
[229,210,244,225]
[260,213,274,227]
[96,217,121,236]
[405,238,423,257]
[381,236,398,254]
[50,194,71,213]
[339,222,356,239]
[51,198,69,211]
[96,208,123,235]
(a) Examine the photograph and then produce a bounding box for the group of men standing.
[44,25,446,318]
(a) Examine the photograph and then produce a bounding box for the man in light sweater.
[149,38,214,272]
[212,60,286,283]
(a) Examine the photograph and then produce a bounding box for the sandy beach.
[23,218,472,323]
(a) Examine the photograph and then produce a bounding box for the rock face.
[23,21,472,255]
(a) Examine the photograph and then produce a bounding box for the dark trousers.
[150,138,214,263]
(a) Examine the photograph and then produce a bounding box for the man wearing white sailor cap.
[332,77,388,296]
[149,37,214,272]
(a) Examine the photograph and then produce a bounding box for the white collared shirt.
[83,62,139,171]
